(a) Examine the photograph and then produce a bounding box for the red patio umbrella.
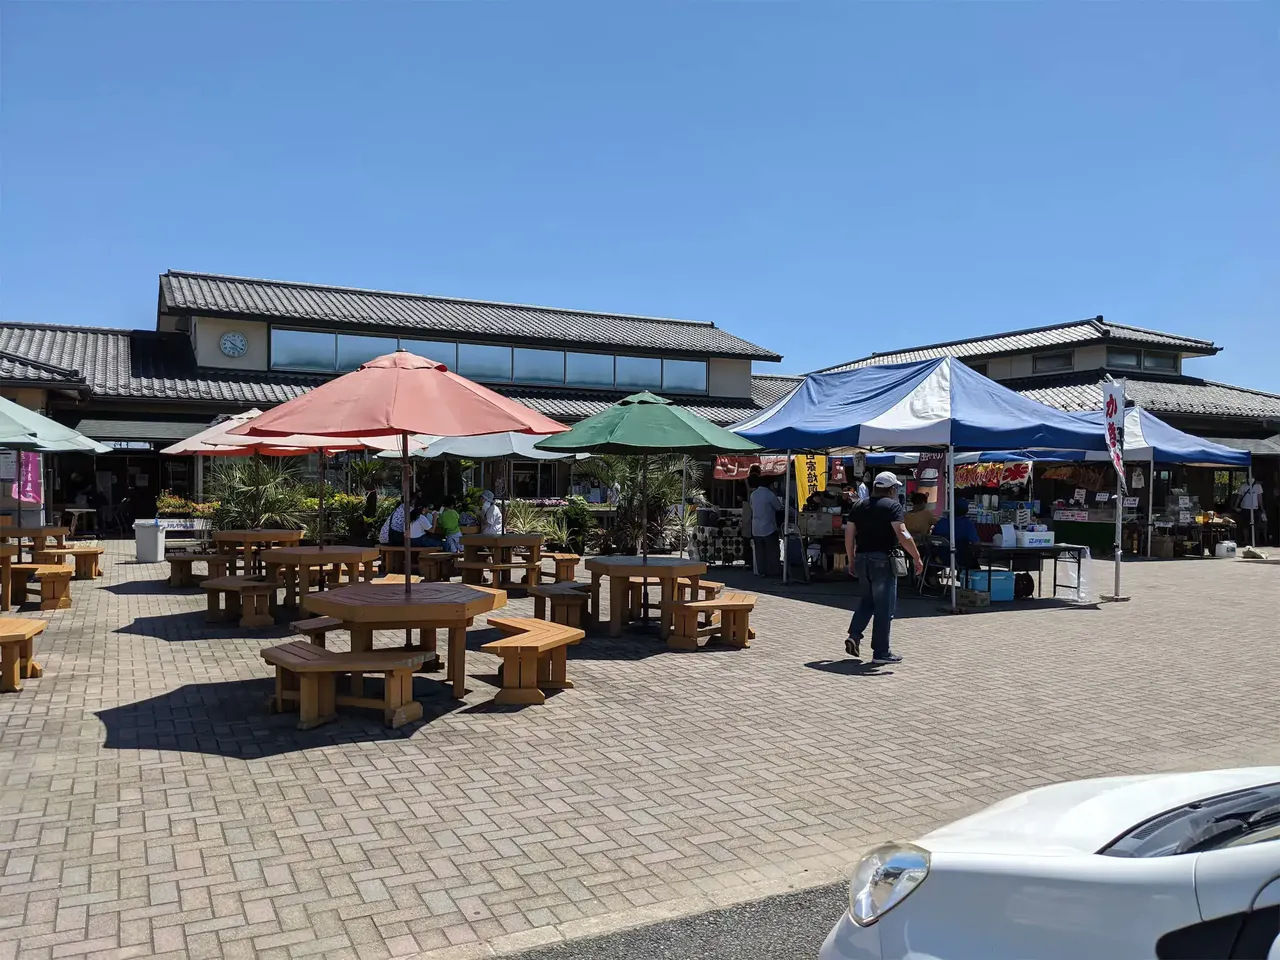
[231,351,567,590]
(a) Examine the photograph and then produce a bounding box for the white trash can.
[134,520,166,563]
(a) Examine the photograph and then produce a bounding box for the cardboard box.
[956,588,990,608]
[1016,530,1055,548]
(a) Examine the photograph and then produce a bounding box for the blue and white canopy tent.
[731,357,1115,602]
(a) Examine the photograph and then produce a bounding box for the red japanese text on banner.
[1102,381,1126,492]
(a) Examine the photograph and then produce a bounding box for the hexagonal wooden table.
[583,556,707,641]
[303,582,506,699]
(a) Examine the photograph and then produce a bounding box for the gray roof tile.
[160,271,782,360]
[1005,370,1280,420]
[819,318,1217,373]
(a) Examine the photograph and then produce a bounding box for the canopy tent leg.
[947,444,957,613]
[1147,455,1155,557]
[401,432,412,596]
[782,450,792,584]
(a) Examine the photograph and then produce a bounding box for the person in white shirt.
[1236,479,1265,545]
[479,490,503,536]
[748,477,783,576]
[408,505,443,548]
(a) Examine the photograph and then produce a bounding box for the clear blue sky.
[3,3,1276,388]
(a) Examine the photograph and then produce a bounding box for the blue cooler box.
[964,569,1015,602]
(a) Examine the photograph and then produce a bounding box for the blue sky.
[3,3,1276,389]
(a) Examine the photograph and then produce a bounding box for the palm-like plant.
[574,455,704,554]
[208,456,308,531]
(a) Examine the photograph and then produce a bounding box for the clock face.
[219,331,248,358]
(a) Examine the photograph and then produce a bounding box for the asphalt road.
[508,882,847,960]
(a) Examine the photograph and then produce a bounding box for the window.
[565,352,615,388]
[662,359,708,393]
[1032,351,1072,373]
[966,361,989,378]
[614,355,662,390]
[337,334,395,371]
[271,328,336,371]
[1143,352,1177,372]
[1106,348,1141,369]
[513,348,565,385]
[457,343,512,381]
[399,339,457,369]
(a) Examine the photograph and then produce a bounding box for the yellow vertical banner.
[794,454,827,507]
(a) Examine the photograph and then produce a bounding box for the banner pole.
[782,450,792,584]
[948,444,957,613]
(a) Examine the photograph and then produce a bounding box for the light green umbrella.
[0,396,110,453]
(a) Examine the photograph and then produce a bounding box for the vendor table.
[303,581,506,699]
[459,534,543,588]
[974,543,1089,599]
[0,527,68,564]
[262,545,379,609]
[212,529,304,575]
[583,556,707,640]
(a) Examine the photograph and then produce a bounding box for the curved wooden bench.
[9,563,73,611]
[0,617,45,692]
[527,581,590,627]
[482,616,583,706]
[666,591,756,651]
[33,545,105,580]
[167,552,228,587]
[200,575,278,628]
[262,641,426,729]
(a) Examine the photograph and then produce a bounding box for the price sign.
[1123,497,1139,508]
[1073,488,1087,504]
[1178,496,1191,508]
[1095,492,1110,501]
[1179,510,1193,523]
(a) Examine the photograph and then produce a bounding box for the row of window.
[966,349,1179,378]
[268,328,709,393]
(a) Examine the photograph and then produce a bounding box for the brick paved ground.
[0,543,1277,960]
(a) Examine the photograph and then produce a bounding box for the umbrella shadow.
[95,677,463,759]
[114,612,296,643]
[104,578,182,596]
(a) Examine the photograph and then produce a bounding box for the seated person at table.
[479,490,503,536]
[437,496,463,552]
[409,503,444,548]
[379,500,407,546]
[932,498,982,568]
[904,492,936,540]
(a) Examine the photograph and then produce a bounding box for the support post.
[782,450,792,583]
[1147,455,1155,557]
[947,444,957,612]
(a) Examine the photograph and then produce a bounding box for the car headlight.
[848,842,930,926]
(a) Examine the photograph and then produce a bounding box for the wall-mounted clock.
[219,331,248,358]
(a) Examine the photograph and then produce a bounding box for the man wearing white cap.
[842,471,923,665]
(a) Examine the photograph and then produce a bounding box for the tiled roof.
[818,318,1217,373]
[0,322,323,405]
[1005,369,1280,421]
[0,321,795,427]
[160,271,782,361]
[68,418,214,442]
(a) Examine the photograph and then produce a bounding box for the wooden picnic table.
[0,544,16,612]
[262,545,379,608]
[303,581,506,699]
[0,527,68,564]
[459,533,543,588]
[583,556,708,639]
[212,529,304,575]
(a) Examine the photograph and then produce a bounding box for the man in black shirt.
[842,471,923,665]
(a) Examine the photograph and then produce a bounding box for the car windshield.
[1100,782,1280,858]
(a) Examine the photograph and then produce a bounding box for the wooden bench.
[542,553,581,583]
[33,545,105,580]
[379,544,444,575]
[456,559,540,588]
[9,563,74,611]
[666,591,757,651]
[676,577,723,602]
[626,576,663,620]
[0,617,45,692]
[167,552,228,587]
[527,581,591,628]
[417,551,457,582]
[482,616,583,706]
[290,615,344,648]
[262,641,426,730]
[200,575,278,628]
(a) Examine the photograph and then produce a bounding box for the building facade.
[0,271,791,523]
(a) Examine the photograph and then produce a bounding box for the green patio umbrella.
[0,396,110,453]
[536,392,762,567]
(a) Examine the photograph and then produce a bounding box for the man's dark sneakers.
[871,653,903,665]
[845,636,861,658]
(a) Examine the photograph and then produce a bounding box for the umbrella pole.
[679,459,687,559]
[401,431,412,597]
[319,453,326,550]
[948,445,957,613]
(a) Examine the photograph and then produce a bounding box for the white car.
[819,767,1280,960]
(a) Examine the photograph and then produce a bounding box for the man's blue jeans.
[848,551,897,658]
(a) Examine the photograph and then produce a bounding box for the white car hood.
[919,766,1280,857]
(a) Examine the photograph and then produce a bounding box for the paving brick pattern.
[1,544,1277,959]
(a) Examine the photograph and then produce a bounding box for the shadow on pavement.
[95,677,463,759]
[805,659,895,677]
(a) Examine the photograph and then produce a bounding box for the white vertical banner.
[1103,380,1126,492]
